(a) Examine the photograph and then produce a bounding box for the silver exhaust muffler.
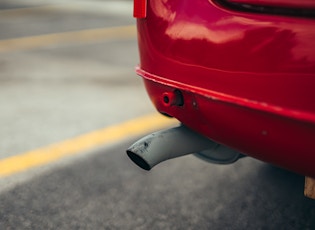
[126,125,244,170]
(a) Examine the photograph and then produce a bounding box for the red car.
[127,0,315,198]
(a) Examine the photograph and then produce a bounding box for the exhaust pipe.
[126,125,218,170]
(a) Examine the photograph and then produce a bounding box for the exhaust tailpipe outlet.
[126,125,217,170]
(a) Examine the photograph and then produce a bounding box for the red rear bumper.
[136,0,315,176]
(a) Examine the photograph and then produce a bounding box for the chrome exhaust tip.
[126,125,217,170]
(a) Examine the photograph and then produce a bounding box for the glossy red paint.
[135,0,315,176]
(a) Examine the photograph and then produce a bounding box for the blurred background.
[0,0,314,229]
[0,0,155,159]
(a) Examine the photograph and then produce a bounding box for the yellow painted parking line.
[0,2,132,16]
[0,5,60,15]
[0,25,136,53]
[0,114,177,177]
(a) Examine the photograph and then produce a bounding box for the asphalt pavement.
[1,142,315,229]
[0,0,314,229]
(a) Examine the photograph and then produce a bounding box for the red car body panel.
[135,0,315,177]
